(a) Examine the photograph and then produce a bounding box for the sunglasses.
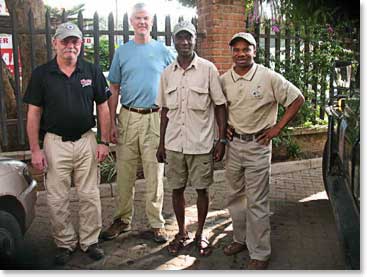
[59,38,82,46]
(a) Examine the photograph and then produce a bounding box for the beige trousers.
[43,131,102,252]
[114,108,165,228]
[225,137,272,261]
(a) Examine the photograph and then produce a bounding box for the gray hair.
[130,2,152,17]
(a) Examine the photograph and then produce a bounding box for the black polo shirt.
[23,57,110,139]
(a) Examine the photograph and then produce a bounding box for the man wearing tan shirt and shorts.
[221,32,304,269]
[156,21,227,256]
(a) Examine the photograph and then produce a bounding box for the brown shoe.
[152,228,168,243]
[246,259,269,270]
[100,219,131,241]
[223,241,247,256]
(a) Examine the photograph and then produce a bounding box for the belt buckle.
[237,133,253,141]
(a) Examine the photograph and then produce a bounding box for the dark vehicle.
[0,157,37,267]
[322,61,360,269]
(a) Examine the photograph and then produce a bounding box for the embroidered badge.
[66,24,75,30]
[251,85,263,98]
[80,79,92,87]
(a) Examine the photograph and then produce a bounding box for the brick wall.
[197,0,247,74]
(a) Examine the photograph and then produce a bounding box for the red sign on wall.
[0,34,22,76]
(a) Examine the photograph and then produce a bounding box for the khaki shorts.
[165,150,214,190]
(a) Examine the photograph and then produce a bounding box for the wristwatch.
[218,138,228,145]
[99,141,110,146]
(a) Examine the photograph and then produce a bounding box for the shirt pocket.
[188,86,210,111]
[165,86,178,110]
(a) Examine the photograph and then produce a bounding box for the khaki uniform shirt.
[156,54,226,154]
[220,64,302,134]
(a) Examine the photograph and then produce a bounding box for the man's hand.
[256,95,304,146]
[227,125,234,141]
[96,144,109,162]
[156,144,166,163]
[213,141,225,162]
[256,126,281,145]
[110,125,118,144]
[31,149,48,171]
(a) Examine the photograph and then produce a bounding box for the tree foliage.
[176,0,196,8]
[83,37,111,72]
[45,3,85,19]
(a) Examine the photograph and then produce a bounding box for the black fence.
[0,8,359,152]
[0,8,196,151]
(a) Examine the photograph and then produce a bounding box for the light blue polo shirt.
[108,39,175,108]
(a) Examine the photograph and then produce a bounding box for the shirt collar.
[48,57,84,74]
[230,63,258,82]
[173,52,199,71]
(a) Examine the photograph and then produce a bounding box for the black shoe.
[54,247,74,265]
[86,243,104,261]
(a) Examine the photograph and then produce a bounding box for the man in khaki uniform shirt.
[156,21,227,256]
[220,32,304,270]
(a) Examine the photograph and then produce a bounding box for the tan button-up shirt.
[156,54,226,154]
[220,64,302,134]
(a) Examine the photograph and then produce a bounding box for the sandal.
[167,232,192,255]
[223,241,247,256]
[195,234,212,257]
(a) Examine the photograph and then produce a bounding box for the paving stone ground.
[14,159,346,270]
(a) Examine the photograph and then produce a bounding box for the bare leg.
[195,188,212,256]
[172,187,186,235]
[196,188,209,236]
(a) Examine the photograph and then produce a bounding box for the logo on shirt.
[80,79,92,88]
[251,85,263,98]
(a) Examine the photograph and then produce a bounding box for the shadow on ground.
[3,196,345,270]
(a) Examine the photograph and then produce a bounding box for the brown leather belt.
[122,105,159,114]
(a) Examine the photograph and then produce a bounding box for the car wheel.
[322,139,330,194]
[0,210,24,266]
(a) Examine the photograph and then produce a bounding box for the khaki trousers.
[43,131,102,252]
[225,137,272,261]
[114,108,165,228]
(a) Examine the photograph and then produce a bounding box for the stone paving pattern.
[20,158,346,270]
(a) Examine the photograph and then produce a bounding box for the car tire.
[322,139,330,194]
[0,210,24,266]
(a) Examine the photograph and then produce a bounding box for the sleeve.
[271,71,302,107]
[164,45,176,67]
[155,71,167,107]
[107,48,121,84]
[208,63,227,105]
[93,65,111,104]
[23,68,44,107]
[219,74,228,99]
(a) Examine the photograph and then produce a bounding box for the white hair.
[130,2,153,18]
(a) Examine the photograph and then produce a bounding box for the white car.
[0,157,37,265]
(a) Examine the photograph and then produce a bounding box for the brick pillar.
[197,0,247,74]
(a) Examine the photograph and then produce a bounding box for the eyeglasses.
[59,38,82,46]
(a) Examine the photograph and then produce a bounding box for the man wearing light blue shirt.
[101,2,174,243]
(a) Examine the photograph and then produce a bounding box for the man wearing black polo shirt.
[23,22,111,265]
